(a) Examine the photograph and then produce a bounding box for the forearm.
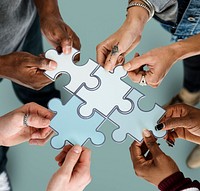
[158,171,200,191]
[170,33,200,62]
[34,0,62,19]
[126,1,149,36]
[0,55,10,78]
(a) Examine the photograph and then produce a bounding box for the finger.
[24,113,51,128]
[78,147,91,167]
[123,54,150,72]
[29,130,54,146]
[159,117,191,131]
[96,43,110,66]
[37,57,57,71]
[129,141,146,165]
[55,145,73,164]
[104,43,123,71]
[61,145,82,175]
[142,129,163,157]
[61,37,72,54]
[31,127,53,139]
[25,102,54,120]
[128,71,143,83]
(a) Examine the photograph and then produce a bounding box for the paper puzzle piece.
[109,89,166,143]
[48,97,105,149]
[45,48,99,93]
[77,65,133,118]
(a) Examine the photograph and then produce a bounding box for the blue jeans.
[157,0,200,93]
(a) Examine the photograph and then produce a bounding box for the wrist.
[34,0,62,20]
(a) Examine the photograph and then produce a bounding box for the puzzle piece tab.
[77,65,133,118]
[109,89,166,143]
[45,48,99,93]
[48,97,105,149]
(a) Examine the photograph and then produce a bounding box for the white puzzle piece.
[45,48,99,94]
[109,89,166,143]
[48,96,105,149]
[77,65,133,118]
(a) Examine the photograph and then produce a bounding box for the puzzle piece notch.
[48,97,106,149]
[109,89,166,143]
[45,48,100,94]
[77,65,134,118]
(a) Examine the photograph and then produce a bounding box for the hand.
[0,52,57,90]
[40,15,81,54]
[158,104,200,144]
[123,45,178,88]
[96,7,149,71]
[47,145,91,191]
[129,129,179,186]
[0,102,54,146]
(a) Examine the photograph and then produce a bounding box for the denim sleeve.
[149,0,178,23]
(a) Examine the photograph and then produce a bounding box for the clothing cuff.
[158,171,185,191]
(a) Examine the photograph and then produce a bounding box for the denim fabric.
[12,14,60,107]
[157,0,200,92]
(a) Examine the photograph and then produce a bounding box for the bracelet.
[127,0,154,21]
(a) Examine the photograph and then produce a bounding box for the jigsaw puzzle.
[45,48,166,149]
[77,65,133,118]
[45,48,99,94]
[109,89,166,143]
[48,96,105,149]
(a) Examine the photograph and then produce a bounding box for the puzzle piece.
[77,65,133,118]
[109,89,166,143]
[48,97,105,149]
[45,48,99,93]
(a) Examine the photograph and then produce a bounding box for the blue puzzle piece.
[109,89,166,143]
[48,96,105,149]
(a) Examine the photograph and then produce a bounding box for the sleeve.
[148,0,178,23]
[158,171,200,191]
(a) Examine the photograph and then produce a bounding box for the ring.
[139,75,147,86]
[111,43,119,55]
[23,113,29,127]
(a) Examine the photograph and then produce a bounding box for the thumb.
[37,57,57,71]
[142,129,163,157]
[61,145,82,175]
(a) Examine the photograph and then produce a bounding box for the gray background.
[0,0,199,190]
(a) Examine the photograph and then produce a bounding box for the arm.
[47,145,91,191]
[0,102,54,146]
[96,0,149,71]
[129,129,200,190]
[123,33,200,87]
[34,0,81,54]
[158,171,200,191]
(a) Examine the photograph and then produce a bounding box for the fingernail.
[73,145,82,154]
[166,139,175,147]
[41,118,50,126]
[143,129,151,137]
[123,63,131,71]
[49,61,57,70]
[64,46,71,54]
[155,123,164,131]
[118,56,124,63]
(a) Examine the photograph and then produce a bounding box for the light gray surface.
[0,0,199,190]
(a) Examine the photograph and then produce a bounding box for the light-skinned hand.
[0,102,54,146]
[129,129,179,186]
[47,145,91,191]
[96,7,149,71]
[123,45,178,88]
